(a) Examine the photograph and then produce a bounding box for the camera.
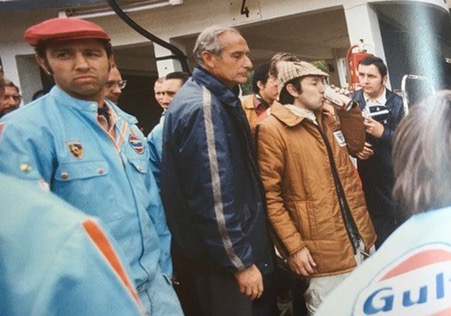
[364,104,389,122]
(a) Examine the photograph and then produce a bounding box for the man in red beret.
[0,17,182,315]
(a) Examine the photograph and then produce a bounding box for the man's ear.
[201,51,216,69]
[256,80,265,91]
[382,75,388,86]
[286,83,299,97]
[35,54,52,76]
[108,55,115,72]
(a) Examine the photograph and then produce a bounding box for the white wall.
[0,0,448,99]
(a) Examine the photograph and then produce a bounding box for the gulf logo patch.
[333,130,346,147]
[129,133,144,154]
[66,141,84,159]
[354,244,451,315]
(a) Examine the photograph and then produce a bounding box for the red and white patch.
[66,141,84,159]
[129,134,144,155]
[354,244,451,315]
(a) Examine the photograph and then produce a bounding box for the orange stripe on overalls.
[82,219,145,314]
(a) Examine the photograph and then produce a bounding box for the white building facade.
[0,0,449,132]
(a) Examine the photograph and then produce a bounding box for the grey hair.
[193,25,240,65]
[392,90,451,217]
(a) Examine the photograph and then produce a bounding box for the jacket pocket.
[292,200,313,240]
[55,160,110,181]
[53,160,121,221]
[128,158,149,174]
[127,158,154,203]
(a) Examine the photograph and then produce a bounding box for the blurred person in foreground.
[0,17,182,315]
[161,25,276,315]
[256,60,376,315]
[317,91,451,315]
[0,172,144,315]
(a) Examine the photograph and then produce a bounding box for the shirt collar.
[284,104,318,125]
[364,87,387,105]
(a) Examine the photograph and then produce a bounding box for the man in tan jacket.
[256,60,376,315]
[240,63,279,128]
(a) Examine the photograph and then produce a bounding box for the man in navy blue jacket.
[352,56,405,248]
[161,25,275,315]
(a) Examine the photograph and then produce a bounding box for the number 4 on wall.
[241,0,250,17]
[230,0,261,24]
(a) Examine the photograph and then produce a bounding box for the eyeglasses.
[3,94,22,102]
[105,80,127,90]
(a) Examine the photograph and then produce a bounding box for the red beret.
[24,17,110,47]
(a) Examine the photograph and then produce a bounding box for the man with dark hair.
[104,63,126,104]
[352,55,405,248]
[161,25,275,315]
[257,60,376,315]
[0,79,21,117]
[240,63,279,127]
[0,17,182,315]
[160,71,190,109]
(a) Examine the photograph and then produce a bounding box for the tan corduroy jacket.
[256,102,376,277]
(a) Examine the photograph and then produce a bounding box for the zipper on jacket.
[316,124,360,254]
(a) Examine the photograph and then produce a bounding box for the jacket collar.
[192,66,241,108]
[242,94,258,109]
[270,102,307,127]
[50,85,138,124]
[353,87,396,110]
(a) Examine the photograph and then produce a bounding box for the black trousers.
[178,263,277,316]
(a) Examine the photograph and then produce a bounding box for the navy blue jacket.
[161,66,274,274]
[352,88,405,244]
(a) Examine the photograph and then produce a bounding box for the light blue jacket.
[147,112,165,188]
[0,86,180,314]
[0,173,143,316]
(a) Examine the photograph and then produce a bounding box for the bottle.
[324,85,356,111]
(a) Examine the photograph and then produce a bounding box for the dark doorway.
[118,73,163,136]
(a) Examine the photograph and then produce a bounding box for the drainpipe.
[105,0,190,73]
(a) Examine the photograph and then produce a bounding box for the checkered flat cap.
[277,61,329,87]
